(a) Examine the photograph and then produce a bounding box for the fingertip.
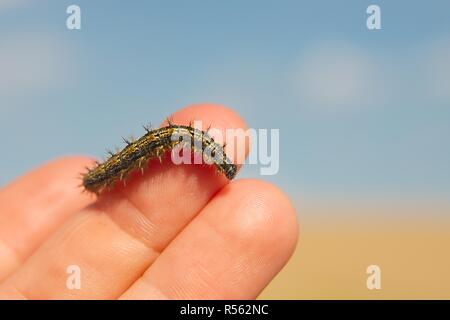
[168,103,248,131]
[4,155,96,192]
[0,155,98,263]
[132,178,299,299]
[165,103,250,166]
[222,179,299,257]
[45,155,97,173]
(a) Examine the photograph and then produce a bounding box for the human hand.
[0,104,298,299]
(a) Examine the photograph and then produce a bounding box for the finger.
[0,157,95,281]
[121,179,299,300]
[0,104,249,299]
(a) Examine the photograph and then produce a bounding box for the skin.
[0,104,298,299]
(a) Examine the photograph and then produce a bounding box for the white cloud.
[0,33,70,99]
[423,38,450,103]
[0,0,26,12]
[293,42,380,111]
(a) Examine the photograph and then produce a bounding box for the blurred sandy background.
[260,200,450,299]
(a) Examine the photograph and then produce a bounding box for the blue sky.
[1,0,449,202]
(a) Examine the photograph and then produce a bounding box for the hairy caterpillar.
[82,122,237,194]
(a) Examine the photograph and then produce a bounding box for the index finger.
[0,103,249,299]
[0,157,95,281]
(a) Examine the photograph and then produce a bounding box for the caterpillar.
[82,122,237,194]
